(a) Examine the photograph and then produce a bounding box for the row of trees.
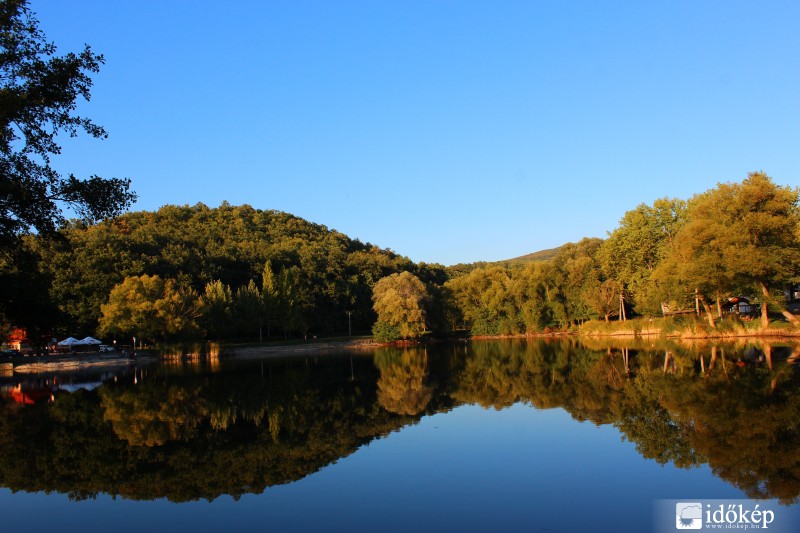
[98,263,306,342]
[15,202,447,343]
[370,237,627,340]
[419,172,799,337]
[2,3,797,344]
[4,172,796,344]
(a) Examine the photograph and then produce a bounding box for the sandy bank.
[10,353,156,374]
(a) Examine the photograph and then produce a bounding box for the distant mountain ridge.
[445,244,566,277]
[507,246,562,263]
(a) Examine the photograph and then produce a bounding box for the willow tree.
[371,272,429,341]
[445,266,517,334]
[656,173,800,328]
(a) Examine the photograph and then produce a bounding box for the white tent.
[77,336,102,345]
[58,337,79,346]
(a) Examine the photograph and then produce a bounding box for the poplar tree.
[262,261,277,338]
[201,280,233,339]
[234,280,265,341]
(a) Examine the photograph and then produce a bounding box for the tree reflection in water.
[0,338,798,503]
[374,347,432,415]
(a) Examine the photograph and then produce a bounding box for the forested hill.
[32,203,446,337]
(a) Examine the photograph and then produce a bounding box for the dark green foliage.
[35,203,427,339]
[0,0,135,329]
[0,241,57,336]
[372,321,401,342]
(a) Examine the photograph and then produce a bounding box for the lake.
[1,338,799,532]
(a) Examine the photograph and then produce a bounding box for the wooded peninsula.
[2,171,799,348]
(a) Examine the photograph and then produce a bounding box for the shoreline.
[1,352,156,375]
[5,332,799,375]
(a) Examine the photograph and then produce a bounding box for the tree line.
[1,4,797,344]
[11,202,445,343]
[372,172,800,339]
[2,172,798,344]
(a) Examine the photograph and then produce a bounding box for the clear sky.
[31,0,800,266]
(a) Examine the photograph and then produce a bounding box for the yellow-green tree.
[582,279,620,322]
[374,348,432,415]
[599,198,688,315]
[262,261,278,337]
[446,266,517,334]
[372,272,428,341]
[98,274,202,341]
[656,173,800,328]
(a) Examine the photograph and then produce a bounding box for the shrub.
[372,321,401,342]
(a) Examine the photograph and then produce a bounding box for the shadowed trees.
[31,203,430,340]
[0,0,135,329]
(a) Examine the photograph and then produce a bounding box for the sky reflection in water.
[0,405,743,532]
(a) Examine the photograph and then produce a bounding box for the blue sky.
[32,0,800,265]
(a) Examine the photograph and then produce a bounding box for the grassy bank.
[578,315,799,339]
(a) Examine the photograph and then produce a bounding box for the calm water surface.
[1,338,799,532]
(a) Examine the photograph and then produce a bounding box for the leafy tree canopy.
[98,274,202,342]
[33,203,425,338]
[0,0,136,246]
[372,272,429,340]
[656,172,800,327]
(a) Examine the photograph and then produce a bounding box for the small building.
[785,285,800,304]
[722,297,753,316]
[7,384,55,405]
[1,328,32,354]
